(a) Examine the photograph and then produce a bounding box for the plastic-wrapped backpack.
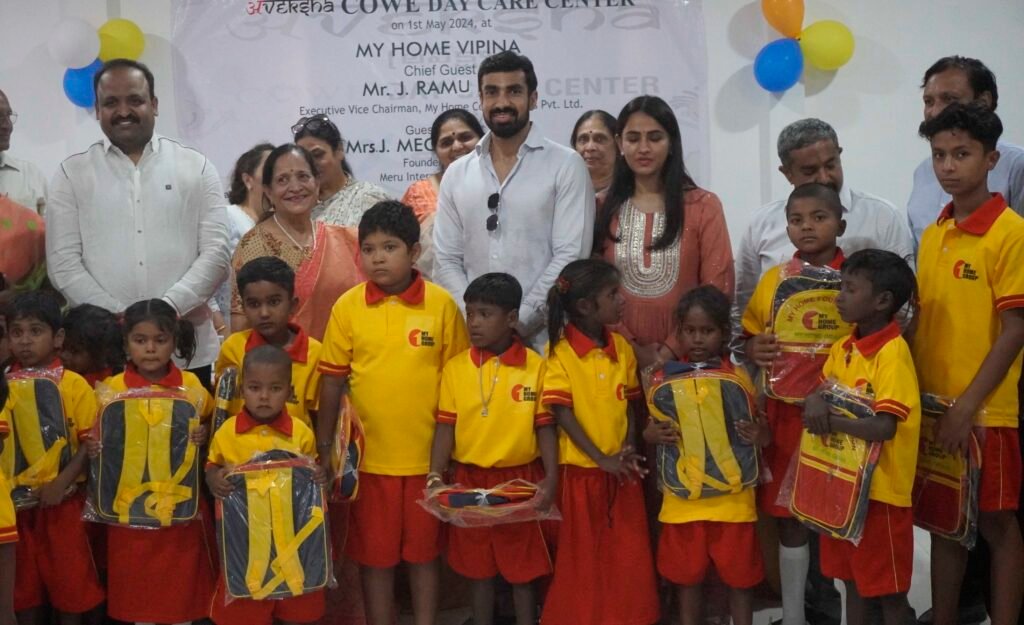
[912,394,981,548]
[89,387,202,528]
[766,260,852,403]
[328,395,363,502]
[212,367,238,435]
[219,449,332,601]
[418,478,560,528]
[789,380,881,542]
[1,368,73,509]
[645,360,760,500]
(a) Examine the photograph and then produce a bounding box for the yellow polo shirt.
[0,408,15,543]
[215,324,322,428]
[318,274,468,476]
[207,409,317,467]
[913,194,1024,428]
[437,339,553,468]
[102,363,213,420]
[822,321,921,507]
[542,324,641,468]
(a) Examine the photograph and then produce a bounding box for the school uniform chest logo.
[407,328,436,347]
[510,384,537,402]
[952,260,980,281]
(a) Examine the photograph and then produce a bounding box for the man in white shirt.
[46,59,228,386]
[434,52,594,350]
[0,89,48,214]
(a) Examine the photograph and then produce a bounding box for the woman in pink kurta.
[595,96,734,366]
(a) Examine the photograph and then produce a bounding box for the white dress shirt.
[434,123,595,348]
[46,135,229,367]
[0,152,47,214]
[731,184,915,352]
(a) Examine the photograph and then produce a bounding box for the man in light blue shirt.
[908,56,1024,245]
[434,52,594,350]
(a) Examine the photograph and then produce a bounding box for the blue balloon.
[754,38,804,92]
[63,59,102,108]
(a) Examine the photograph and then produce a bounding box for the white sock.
[779,543,809,625]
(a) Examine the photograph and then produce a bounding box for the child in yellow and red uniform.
[803,249,920,625]
[0,366,19,624]
[741,182,847,625]
[646,285,767,625]
[4,292,103,623]
[317,201,468,625]
[428,273,556,625]
[914,102,1024,625]
[60,304,125,388]
[217,256,322,429]
[206,345,326,625]
[540,259,660,625]
[91,299,217,624]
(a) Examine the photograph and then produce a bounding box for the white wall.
[2,0,1023,244]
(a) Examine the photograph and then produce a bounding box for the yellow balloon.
[799,20,854,71]
[98,18,145,61]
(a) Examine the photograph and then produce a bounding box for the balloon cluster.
[49,18,146,108]
[753,0,854,93]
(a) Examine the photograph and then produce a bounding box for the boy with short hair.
[428,272,556,625]
[740,182,847,625]
[915,102,1024,625]
[804,249,921,625]
[3,291,104,624]
[216,256,322,428]
[207,344,326,625]
[317,200,468,625]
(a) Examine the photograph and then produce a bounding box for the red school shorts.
[978,427,1021,513]
[446,462,552,584]
[106,497,217,623]
[346,472,441,568]
[540,466,660,625]
[14,492,104,613]
[758,400,804,517]
[819,501,913,598]
[209,577,325,625]
[658,520,764,589]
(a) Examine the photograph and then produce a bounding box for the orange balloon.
[761,0,805,38]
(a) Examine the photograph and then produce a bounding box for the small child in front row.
[803,249,920,625]
[539,259,660,625]
[217,256,322,429]
[89,299,217,625]
[206,345,327,625]
[4,292,103,624]
[741,181,847,625]
[60,304,125,388]
[428,273,557,625]
[317,200,468,625]
[644,285,767,625]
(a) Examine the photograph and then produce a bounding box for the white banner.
[170,0,708,196]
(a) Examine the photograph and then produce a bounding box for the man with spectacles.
[434,51,595,350]
[0,89,48,215]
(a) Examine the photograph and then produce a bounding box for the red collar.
[793,247,846,270]
[235,408,293,436]
[364,270,425,306]
[470,336,528,368]
[123,362,184,389]
[564,323,618,361]
[937,193,1007,235]
[9,357,63,373]
[244,323,309,363]
[83,367,114,388]
[841,321,901,358]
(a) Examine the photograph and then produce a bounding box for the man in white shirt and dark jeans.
[46,59,228,388]
[434,51,594,350]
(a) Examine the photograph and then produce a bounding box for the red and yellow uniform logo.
[952,260,979,281]
[407,329,436,347]
[510,384,537,402]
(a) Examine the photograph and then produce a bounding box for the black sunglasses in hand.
[486,193,499,232]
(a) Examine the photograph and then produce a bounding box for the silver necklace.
[477,356,501,417]
[273,214,316,252]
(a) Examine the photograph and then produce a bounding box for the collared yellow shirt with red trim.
[542,325,641,468]
[741,249,846,338]
[207,409,317,467]
[0,408,16,543]
[6,359,98,457]
[216,324,322,428]
[318,274,469,476]
[913,194,1024,428]
[102,363,213,419]
[437,339,553,469]
[822,321,921,507]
